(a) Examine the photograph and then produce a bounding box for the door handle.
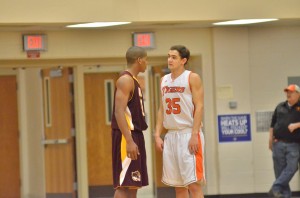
[42,138,69,145]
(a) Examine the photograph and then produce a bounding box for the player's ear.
[181,58,187,65]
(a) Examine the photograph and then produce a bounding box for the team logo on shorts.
[131,171,141,181]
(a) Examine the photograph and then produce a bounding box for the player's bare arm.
[114,75,139,160]
[154,98,165,152]
[189,73,204,154]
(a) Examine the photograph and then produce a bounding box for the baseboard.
[88,185,300,198]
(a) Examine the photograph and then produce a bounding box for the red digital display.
[27,36,42,49]
[133,32,155,48]
[23,35,46,51]
[136,34,151,47]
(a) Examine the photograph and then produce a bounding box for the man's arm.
[269,128,274,151]
[189,73,204,154]
[114,75,139,160]
[154,98,165,152]
[269,108,277,151]
[288,122,300,133]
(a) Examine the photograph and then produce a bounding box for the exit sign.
[23,35,47,51]
[132,32,155,49]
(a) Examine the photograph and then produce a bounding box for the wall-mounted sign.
[255,111,273,132]
[23,35,47,51]
[218,114,251,143]
[132,32,155,49]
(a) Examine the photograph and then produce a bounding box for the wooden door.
[42,68,76,198]
[0,75,20,198]
[84,72,119,196]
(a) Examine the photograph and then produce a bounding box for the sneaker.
[268,189,284,198]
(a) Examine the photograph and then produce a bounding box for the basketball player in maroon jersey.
[111,46,149,198]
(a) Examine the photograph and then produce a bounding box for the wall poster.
[218,114,251,143]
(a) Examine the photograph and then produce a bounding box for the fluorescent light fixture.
[66,22,131,28]
[213,19,278,25]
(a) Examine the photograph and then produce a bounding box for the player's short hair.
[126,46,147,65]
[170,45,190,65]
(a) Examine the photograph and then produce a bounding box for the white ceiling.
[1,19,300,32]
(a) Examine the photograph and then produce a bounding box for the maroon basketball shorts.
[112,129,149,189]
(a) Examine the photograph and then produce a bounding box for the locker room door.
[42,68,76,198]
[84,71,119,196]
[0,75,20,198]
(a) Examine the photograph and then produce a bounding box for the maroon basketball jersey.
[111,71,148,132]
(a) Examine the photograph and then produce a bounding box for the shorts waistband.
[168,128,202,134]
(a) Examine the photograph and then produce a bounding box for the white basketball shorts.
[162,128,205,187]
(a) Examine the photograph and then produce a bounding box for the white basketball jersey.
[161,70,194,130]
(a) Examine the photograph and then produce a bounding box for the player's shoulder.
[189,71,201,81]
[116,73,134,88]
[161,73,171,82]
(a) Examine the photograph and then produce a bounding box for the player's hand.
[155,136,164,152]
[268,138,273,151]
[188,133,199,155]
[126,139,139,160]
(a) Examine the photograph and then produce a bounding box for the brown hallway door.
[42,68,76,198]
[0,75,20,198]
[84,72,119,197]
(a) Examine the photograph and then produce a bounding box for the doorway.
[0,73,21,198]
[149,65,176,197]
[84,67,120,197]
[41,67,77,198]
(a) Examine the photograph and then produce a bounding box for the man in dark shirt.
[269,84,300,198]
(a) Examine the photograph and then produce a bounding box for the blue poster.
[218,114,251,143]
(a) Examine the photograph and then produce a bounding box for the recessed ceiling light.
[213,19,278,25]
[66,22,131,28]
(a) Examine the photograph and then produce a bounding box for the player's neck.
[126,68,138,77]
[171,67,185,80]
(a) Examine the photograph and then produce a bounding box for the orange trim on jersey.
[160,76,164,95]
[188,71,192,93]
[195,132,205,181]
[189,72,196,118]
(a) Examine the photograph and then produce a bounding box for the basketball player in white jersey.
[154,45,205,198]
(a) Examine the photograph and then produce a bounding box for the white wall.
[249,26,300,192]
[211,26,300,195]
[213,27,254,194]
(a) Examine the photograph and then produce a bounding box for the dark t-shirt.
[271,101,300,142]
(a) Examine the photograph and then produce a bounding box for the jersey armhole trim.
[188,71,192,93]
